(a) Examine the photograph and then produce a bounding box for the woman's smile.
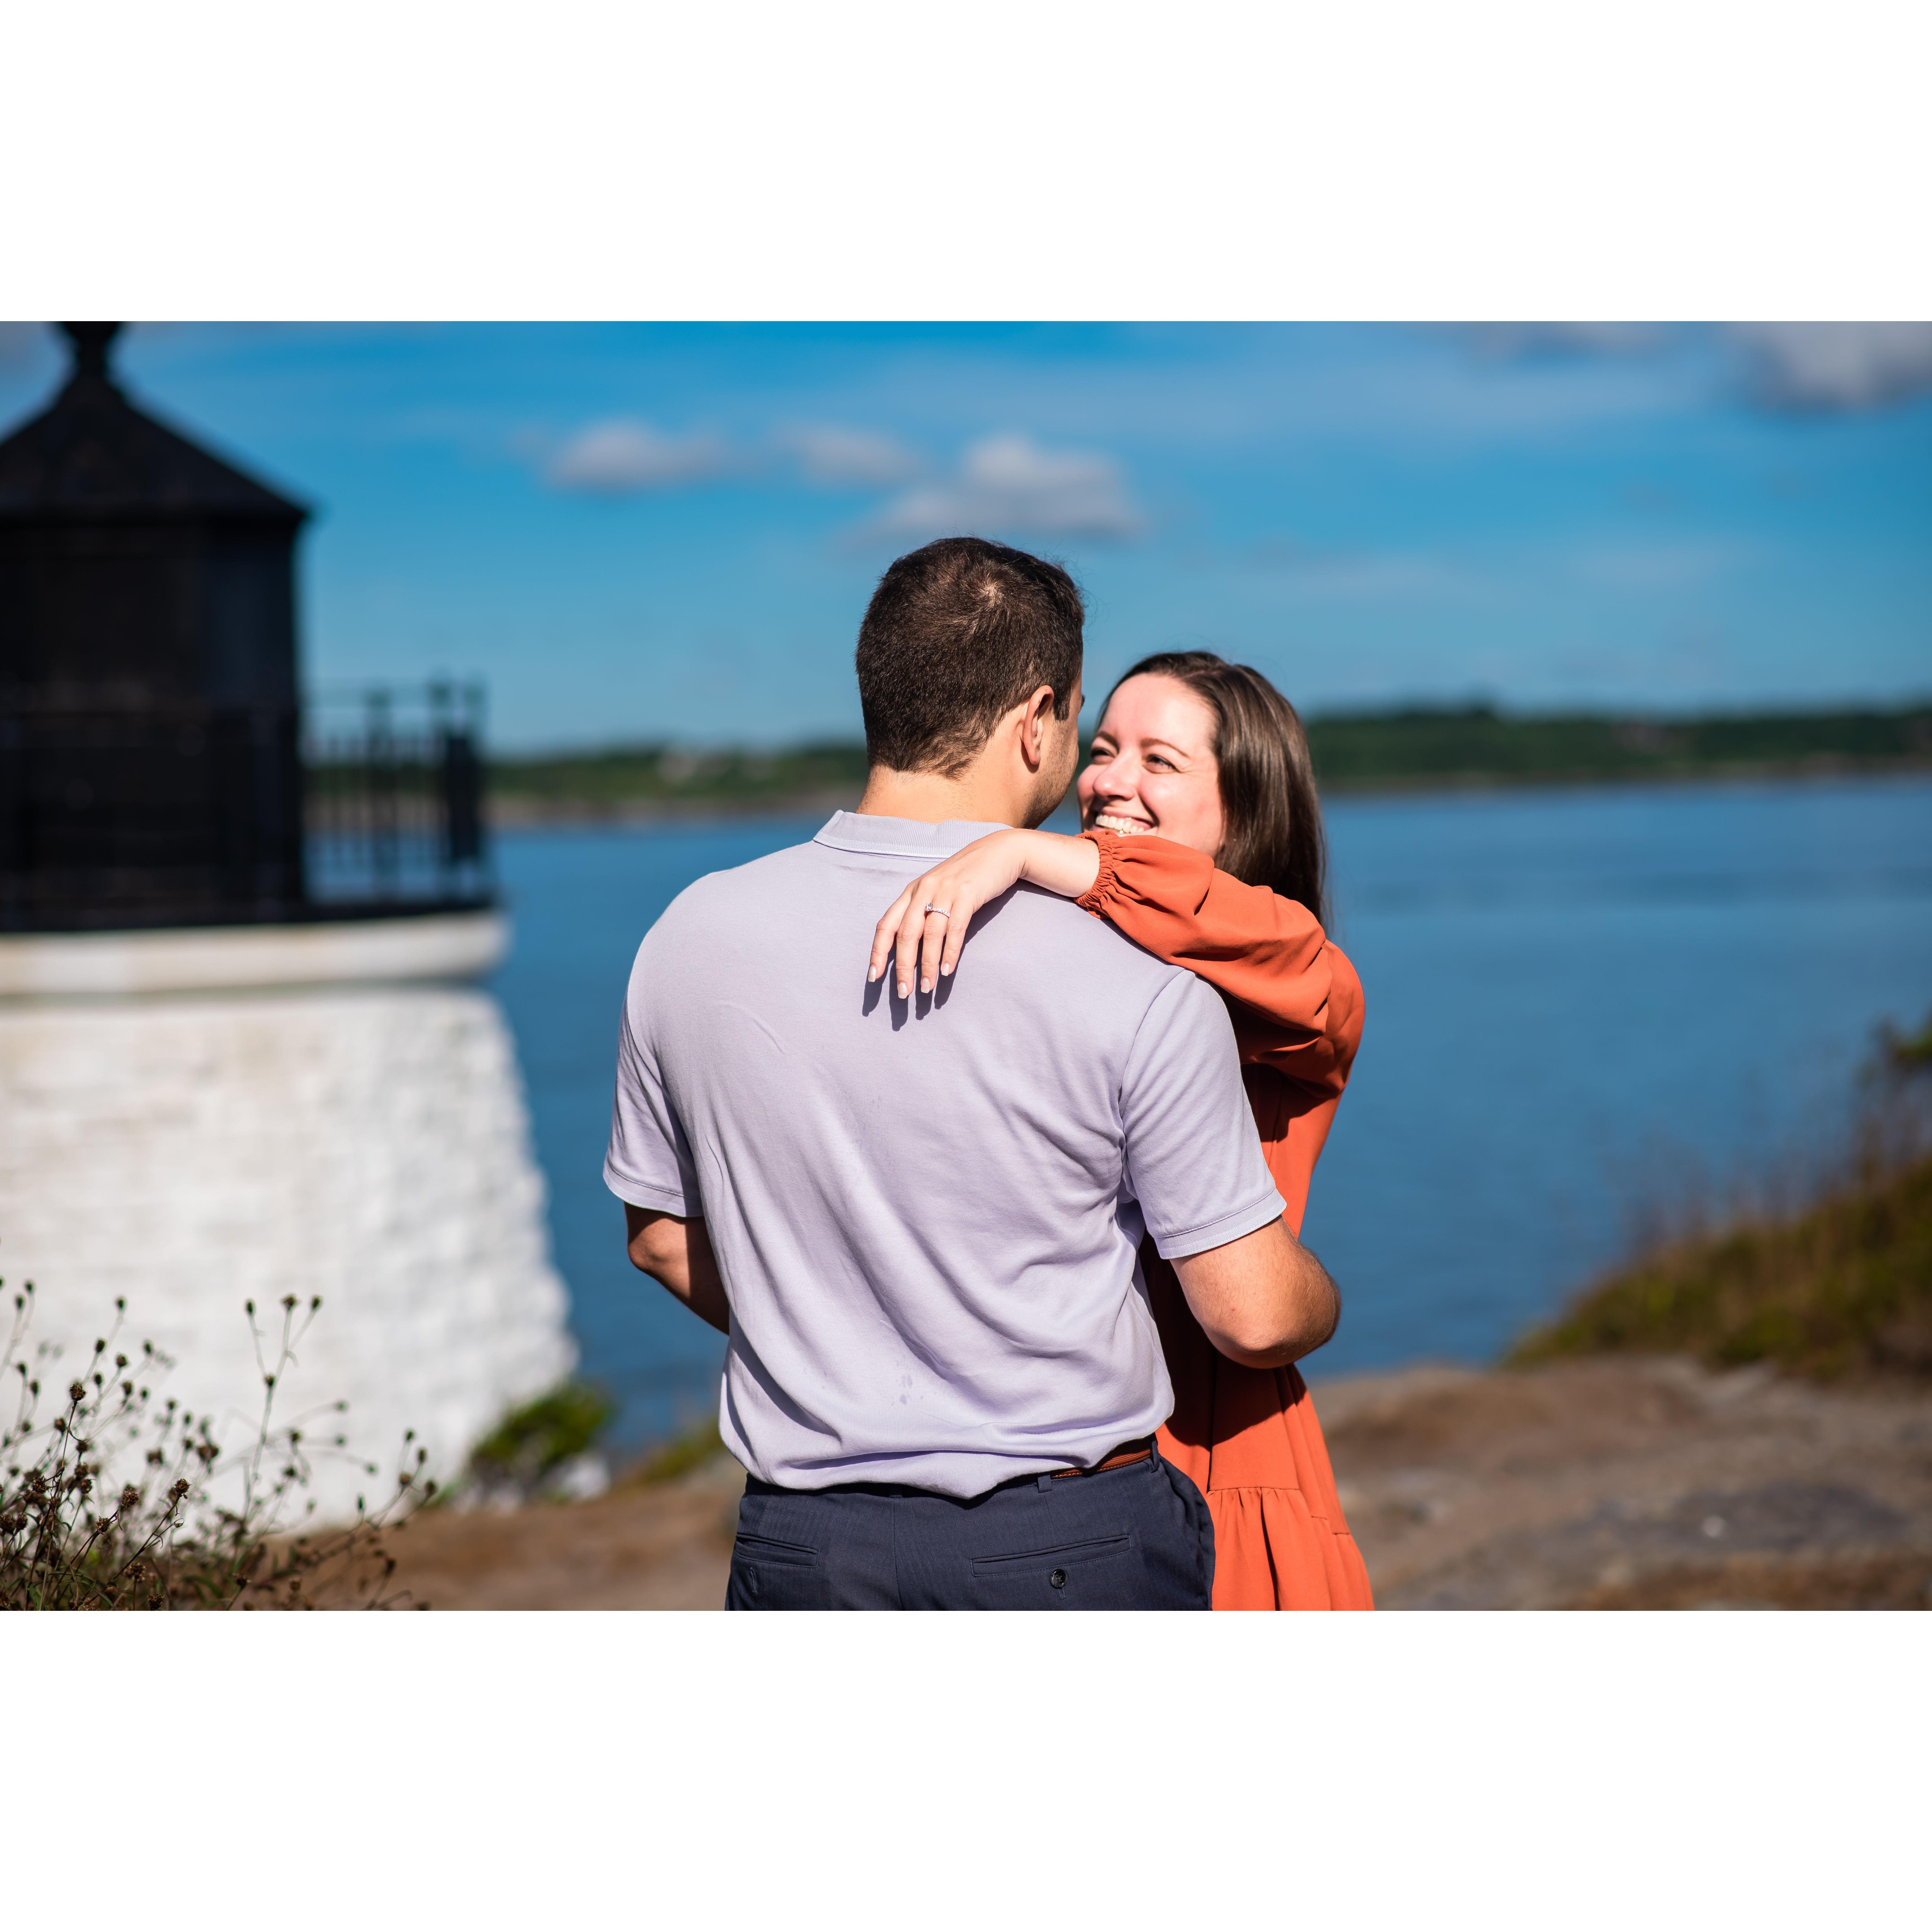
[1077,672,1226,857]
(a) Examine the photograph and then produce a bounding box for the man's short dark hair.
[855,537,1085,777]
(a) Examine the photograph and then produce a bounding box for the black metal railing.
[0,681,492,933]
[303,682,492,911]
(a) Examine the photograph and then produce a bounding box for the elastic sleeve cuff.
[1147,1185,1286,1260]
[1075,828,1119,913]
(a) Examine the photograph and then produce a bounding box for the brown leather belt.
[1050,1435,1155,1479]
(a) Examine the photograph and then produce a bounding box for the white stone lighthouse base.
[0,914,574,1522]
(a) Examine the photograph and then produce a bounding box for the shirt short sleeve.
[1120,973,1285,1258]
[603,988,703,1216]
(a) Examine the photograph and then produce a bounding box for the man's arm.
[1170,1216,1339,1369]
[624,1204,732,1335]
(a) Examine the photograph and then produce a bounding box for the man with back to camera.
[604,536,1339,1609]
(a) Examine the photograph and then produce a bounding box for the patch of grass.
[1879,1012,1932,1072]
[621,1417,724,1487]
[1508,1147,1932,1383]
[467,1381,615,1493]
[1512,1007,1932,1383]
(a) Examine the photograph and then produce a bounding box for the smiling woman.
[1084,670,1226,851]
[1083,652,1330,925]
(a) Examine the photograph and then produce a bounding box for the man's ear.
[1018,683,1057,771]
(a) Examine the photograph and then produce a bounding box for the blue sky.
[2,320,1927,750]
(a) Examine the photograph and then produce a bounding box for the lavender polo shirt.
[604,811,1284,1499]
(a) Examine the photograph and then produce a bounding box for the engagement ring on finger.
[923,905,949,918]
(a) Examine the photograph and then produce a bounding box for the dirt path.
[363,1357,1932,1609]
[367,1457,740,1610]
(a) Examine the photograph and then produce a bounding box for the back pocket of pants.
[970,1532,1133,1579]
[735,1532,818,1567]
[731,1531,822,1608]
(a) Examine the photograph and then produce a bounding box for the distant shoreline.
[488,756,1932,831]
[486,703,1932,829]
[490,789,862,830]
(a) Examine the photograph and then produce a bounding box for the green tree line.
[489,701,1932,816]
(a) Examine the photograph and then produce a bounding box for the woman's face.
[1077,674,1225,856]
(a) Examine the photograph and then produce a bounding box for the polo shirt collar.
[813,810,1014,860]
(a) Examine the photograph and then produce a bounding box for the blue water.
[491,776,1932,1445]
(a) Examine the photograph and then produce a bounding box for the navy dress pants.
[725,1449,1215,1610]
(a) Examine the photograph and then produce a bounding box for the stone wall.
[0,919,575,1520]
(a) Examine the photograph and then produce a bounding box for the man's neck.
[856,765,1026,828]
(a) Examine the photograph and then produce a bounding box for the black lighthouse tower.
[0,324,485,932]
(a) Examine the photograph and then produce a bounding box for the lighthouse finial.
[58,322,123,388]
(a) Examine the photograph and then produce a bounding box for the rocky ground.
[361,1357,1932,1610]
[1316,1357,1932,1609]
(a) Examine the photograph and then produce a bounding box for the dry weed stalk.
[1,1285,434,1610]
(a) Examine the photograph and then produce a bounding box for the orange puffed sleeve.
[1076,828,1363,1110]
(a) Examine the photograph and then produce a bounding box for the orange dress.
[1078,829,1375,1611]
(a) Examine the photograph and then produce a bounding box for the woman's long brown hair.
[1102,651,1329,926]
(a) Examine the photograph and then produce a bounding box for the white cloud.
[1726,322,1932,412]
[778,423,925,487]
[544,417,733,494]
[862,433,1144,542]
[1448,320,1932,416]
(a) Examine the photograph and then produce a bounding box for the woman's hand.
[868,829,1102,996]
